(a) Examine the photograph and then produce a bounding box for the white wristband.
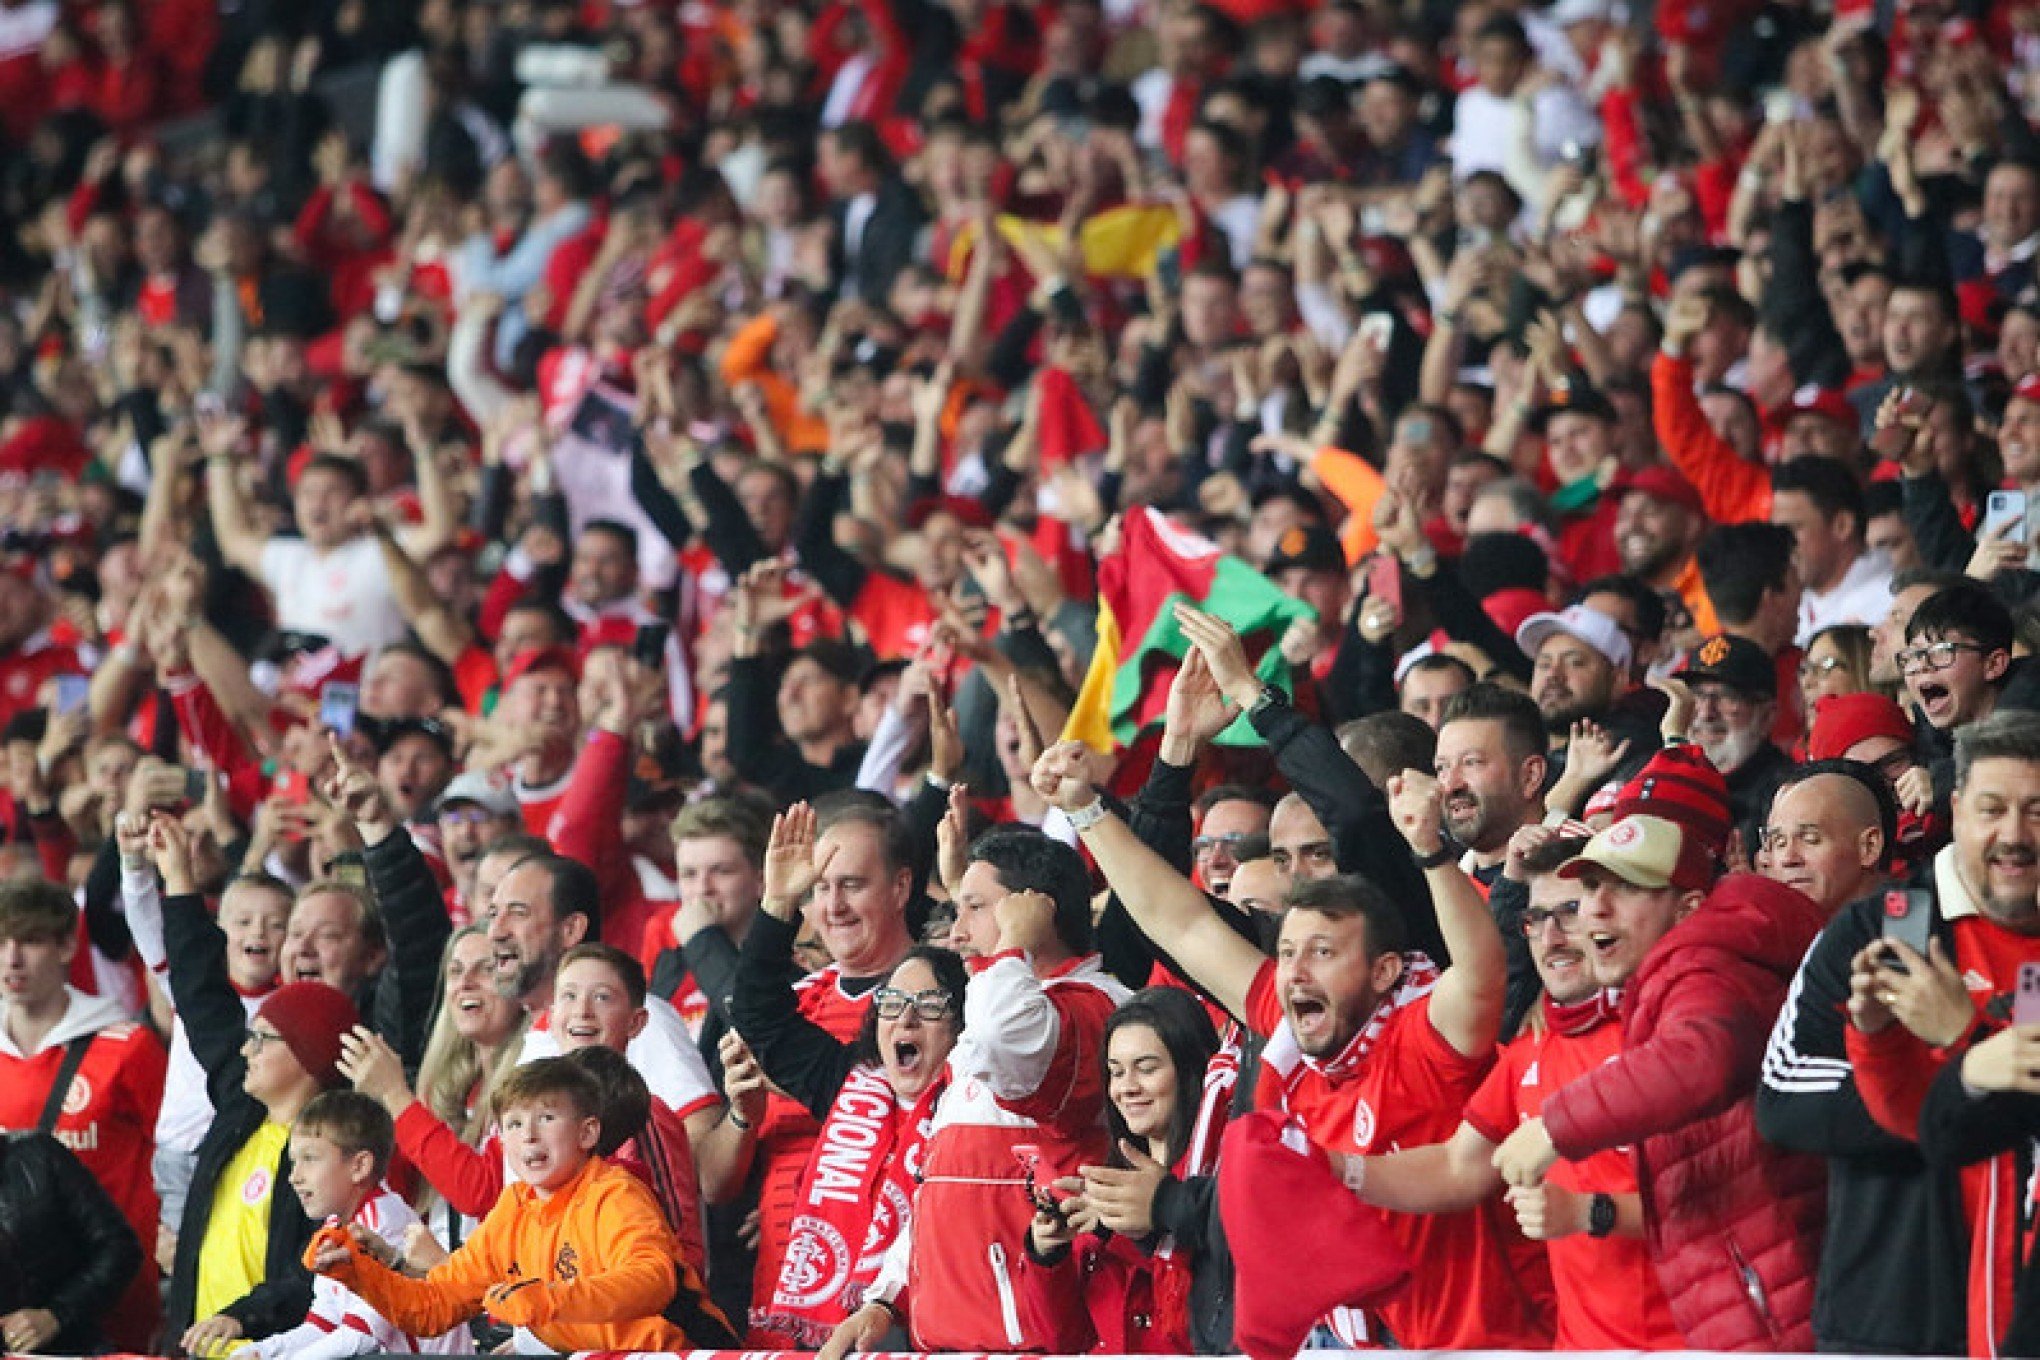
[1065,799,1108,832]
[1340,1152,1367,1195]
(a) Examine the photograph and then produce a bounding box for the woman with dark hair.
[1015,987,1224,1354]
[731,927,969,1348]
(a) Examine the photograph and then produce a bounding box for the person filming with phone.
[1842,711,2040,1357]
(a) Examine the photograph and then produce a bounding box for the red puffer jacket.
[1543,873,1828,1351]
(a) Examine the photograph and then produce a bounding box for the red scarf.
[1257,953,1442,1108]
[1543,988,1621,1037]
[756,1064,947,1347]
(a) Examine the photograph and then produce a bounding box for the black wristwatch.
[1248,684,1287,719]
[1587,1192,1617,1239]
[1412,843,1455,871]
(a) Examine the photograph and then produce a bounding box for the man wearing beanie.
[145,816,364,1358]
[1492,761,1829,1351]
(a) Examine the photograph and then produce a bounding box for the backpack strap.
[37,1033,95,1134]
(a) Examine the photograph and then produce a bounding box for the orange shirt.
[321,1156,725,1353]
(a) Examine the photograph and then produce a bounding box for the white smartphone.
[1984,489,2029,546]
[2016,961,2040,1026]
[1359,312,1395,353]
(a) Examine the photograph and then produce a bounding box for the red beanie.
[1807,692,1914,762]
[1219,1112,1411,1360]
[257,982,361,1089]
[1611,743,1732,858]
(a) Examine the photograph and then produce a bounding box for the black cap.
[363,715,457,758]
[1530,377,1618,432]
[1673,633,1777,698]
[1264,522,1346,576]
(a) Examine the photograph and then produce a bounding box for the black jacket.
[0,1131,143,1352]
[359,826,456,1080]
[163,889,320,1347]
[1754,893,1969,1354]
[725,653,867,805]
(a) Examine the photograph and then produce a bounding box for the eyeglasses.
[1896,641,1984,675]
[1520,901,1582,935]
[1193,832,1255,859]
[873,987,955,1021]
[440,808,501,827]
[245,1027,285,1051]
[1798,655,1847,681]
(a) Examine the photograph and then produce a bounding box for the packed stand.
[14,0,2040,1355]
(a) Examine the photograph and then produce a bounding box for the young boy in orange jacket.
[305,1058,734,1353]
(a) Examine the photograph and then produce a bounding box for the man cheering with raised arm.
[1028,740,1553,1349]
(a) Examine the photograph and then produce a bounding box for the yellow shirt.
[194,1120,290,1324]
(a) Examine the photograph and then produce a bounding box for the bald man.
[1759,761,1894,915]
[1226,857,1289,917]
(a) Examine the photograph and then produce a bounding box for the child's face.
[551,959,645,1054]
[220,885,289,992]
[500,1094,599,1196]
[287,1130,372,1221]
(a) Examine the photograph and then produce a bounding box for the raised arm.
[198,411,270,577]
[1032,741,1264,1023]
[1383,771,1505,1060]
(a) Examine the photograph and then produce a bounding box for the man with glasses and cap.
[1330,825,1682,1350]
[1669,633,1792,834]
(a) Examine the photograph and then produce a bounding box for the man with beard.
[1338,831,1683,1350]
[1840,712,2040,1357]
[1033,741,1551,1349]
[1612,467,1715,637]
[1434,684,1548,890]
[1671,634,1792,834]
[1515,604,1633,751]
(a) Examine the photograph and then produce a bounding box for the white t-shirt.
[258,535,409,657]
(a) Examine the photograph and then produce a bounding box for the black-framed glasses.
[1193,832,1254,858]
[1896,641,1984,675]
[1520,901,1582,936]
[873,987,955,1021]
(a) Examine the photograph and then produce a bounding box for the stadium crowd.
[10,0,2040,1355]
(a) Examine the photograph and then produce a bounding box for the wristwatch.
[1587,1193,1617,1239]
[1248,684,1287,720]
[1412,843,1455,871]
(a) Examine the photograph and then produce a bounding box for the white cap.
[1549,0,1613,24]
[437,771,519,820]
[1515,604,1633,673]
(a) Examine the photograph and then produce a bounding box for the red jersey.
[1462,1000,1684,1350]
[1247,961,1554,1349]
[0,988,168,1349]
[748,964,878,1347]
[0,630,83,733]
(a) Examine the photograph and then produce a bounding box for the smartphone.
[1155,245,1182,295]
[1358,312,1395,353]
[1984,490,2029,546]
[2017,962,2040,1026]
[183,768,209,806]
[634,620,672,670]
[319,681,360,739]
[53,674,89,716]
[1012,1143,1066,1220]
[1880,888,1935,969]
[1763,88,1798,125]
[1367,553,1402,616]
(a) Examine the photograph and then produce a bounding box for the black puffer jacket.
[0,1130,143,1352]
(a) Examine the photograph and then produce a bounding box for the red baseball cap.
[502,645,580,689]
[1785,384,1857,430]
[1807,692,1914,761]
[1615,465,1704,516]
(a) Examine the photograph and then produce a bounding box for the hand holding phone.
[1880,888,1934,972]
[2016,962,2040,1027]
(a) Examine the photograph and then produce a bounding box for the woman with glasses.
[1799,624,1875,710]
[1013,986,1224,1354]
[731,932,969,1348]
